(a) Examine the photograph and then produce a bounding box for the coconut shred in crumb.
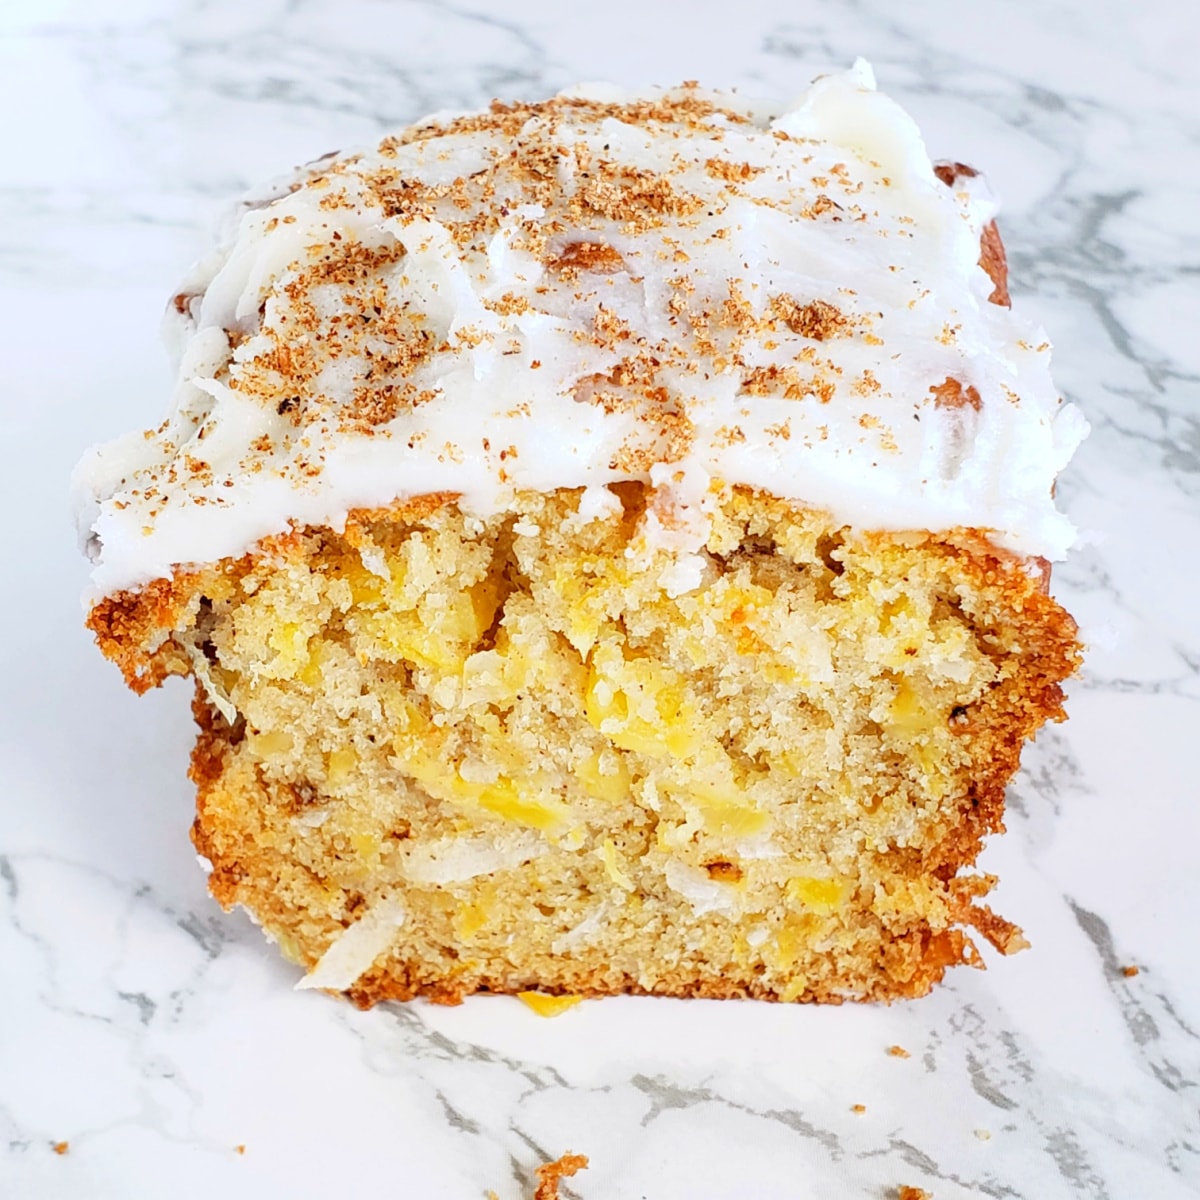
[72,60,1087,599]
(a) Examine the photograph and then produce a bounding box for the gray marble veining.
[2,0,1198,1195]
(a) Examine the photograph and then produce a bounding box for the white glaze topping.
[72,61,1088,599]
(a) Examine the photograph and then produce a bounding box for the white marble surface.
[2,0,1198,1196]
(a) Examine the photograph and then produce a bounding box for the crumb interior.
[93,485,1079,1005]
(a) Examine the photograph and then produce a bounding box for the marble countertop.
[3,0,1198,1196]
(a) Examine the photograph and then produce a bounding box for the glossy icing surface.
[73,62,1085,597]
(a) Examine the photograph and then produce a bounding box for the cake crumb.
[235,1144,246,1155]
[897,1187,931,1200]
[52,1141,69,1156]
[887,1044,911,1058]
[974,1128,992,1141]
[851,1103,866,1114]
[1122,965,1140,977]
[519,992,583,1017]
[533,1152,589,1200]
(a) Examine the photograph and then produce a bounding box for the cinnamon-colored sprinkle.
[929,377,982,411]
[550,240,627,273]
[772,296,848,341]
[704,157,764,183]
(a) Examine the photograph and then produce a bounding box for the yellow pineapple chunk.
[468,776,570,833]
[266,621,311,675]
[771,912,821,971]
[350,831,382,864]
[518,992,582,1017]
[298,638,330,686]
[786,876,850,915]
[779,976,810,1003]
[598,838,634,889]
[549,558,629,654]
[345,562,385,607]
[394,739,571,833]
[676,749,770,837]
[326,746,358,786]
[584,641,703,759]
[351,573,499,675]
[573,751,631,802]
[888,679,930,733]
[454,901,488,941]
[246,729,294,758]
[685,790,769,838]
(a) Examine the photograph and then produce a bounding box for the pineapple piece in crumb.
[597,838,634,889]
[585,639,703,759]
[467,776,571,833]
[786,876,852,916]
[325,746,358,787]
[246,728,294,759]
[573,750,631,802]
[395,738,572,833]
[887,678,940,736]
[547,555,631,654]
[771,911,823,973]
[454,899,489,941]
[667,746,770,839]
[352,579,497,674]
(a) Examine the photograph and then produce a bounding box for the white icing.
[72,62,1087,600]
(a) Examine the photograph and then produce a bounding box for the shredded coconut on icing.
[72,60,1088,598]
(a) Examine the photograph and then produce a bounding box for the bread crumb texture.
[89,484,1079,1005]
[534,1153,589,1200]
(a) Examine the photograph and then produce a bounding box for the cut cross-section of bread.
[74,63,1087,1005]
[89,485,1078,1004]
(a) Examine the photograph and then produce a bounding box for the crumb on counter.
[534,1152,589,1200]
[1122,965,1140,977]
[851,1103,867,1114]
[52,1141,69,1156]
[519,992,583,1017]
[898,1187,931,1200]
[887,1044,911,1058]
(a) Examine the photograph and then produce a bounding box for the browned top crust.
[935,161,1010,306]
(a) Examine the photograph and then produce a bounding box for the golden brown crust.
[934,160,1011,307]
[86,492,466,694]
[145,486,1084,1009]
[979,222,1011,307]
[87,576,199,693]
